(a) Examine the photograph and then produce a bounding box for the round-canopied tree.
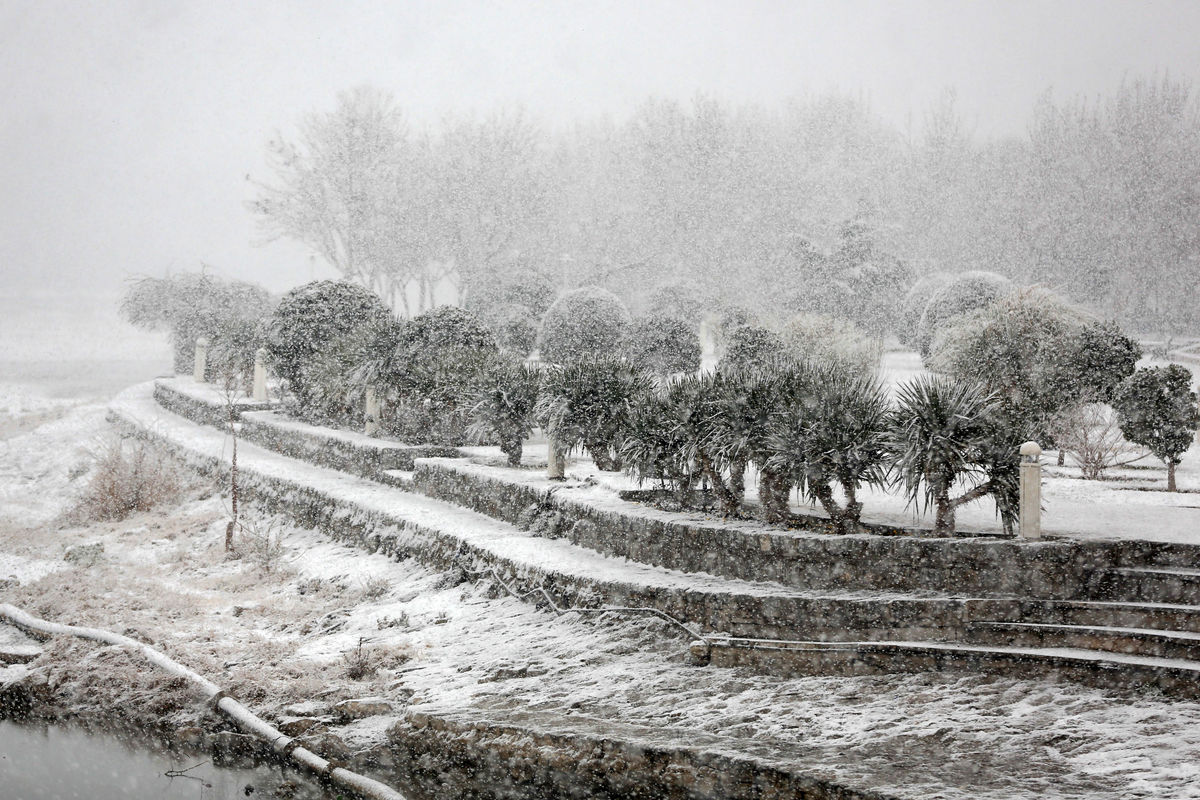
[388,305,498,444]
[265,280,395,411]
[538,287,631,364]
[916,270,1012,358]
[1113,365,1200,492]
[896,272,953,348]
[717,325,786,373]
[621,315,702,376]
[121,271,274,377]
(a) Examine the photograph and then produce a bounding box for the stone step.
[704,638,1200,699]
[1092,567,1200,605]
[966,598,1200,633]
[963,621,1200,661]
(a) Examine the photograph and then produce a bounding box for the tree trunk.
[729,456,746,505]
[226,408,238,552]
[1168,460,1178,492]
[698,452,739,516]
[501,436,522,467]
[933,491,955,536]
[759,469,790,524]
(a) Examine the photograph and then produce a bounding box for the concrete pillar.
[193,337,209,383]
[364,386,380,436]
[1019,441,1042,540]
[547,435,566,480]
[252,348,268,402]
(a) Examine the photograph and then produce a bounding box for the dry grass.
[69,436,186,522]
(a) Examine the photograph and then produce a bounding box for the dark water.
[0,720,338,800]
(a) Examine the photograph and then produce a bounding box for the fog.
[2,0,1200,367]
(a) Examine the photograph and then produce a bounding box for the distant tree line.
[251,78,1200,340]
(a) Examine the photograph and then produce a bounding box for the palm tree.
[766,366,891,534]
[535,357,653,471]
[466,358,542,466]
[890,375,1006,536]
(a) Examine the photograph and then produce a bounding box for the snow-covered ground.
[6,380,1200,798]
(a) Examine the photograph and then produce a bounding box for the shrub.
[386,305,498,444]
[467,357,542,466]
[536,357,653,471]
[121,272,274,376]
[622,315,702,376]
[766,366,892,534]
[72,437,184,522]
[538,287,631,364]
[645,283,705,326]
[890,376,1015,535]
[915,270,1012,358]
[779,313,879,375]
[1113,365,1200,491]
[717,326,786,372]
[896,272,952,348]
[703,366,790,518]
[266,281,395,411]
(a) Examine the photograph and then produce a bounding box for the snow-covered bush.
[1061,321,1143,404]
[620,381,702,507]
[621,315,702,376]
[717,325,786,372]
[536,357,653,471]
[121,272,274,377]
[1113,365,1200,492]
[915,270,1012,358]
[890,376,1018,535]
[467,357,542,466]
[266,281,395,411]
[896,272,952,348]
[386,305,498,445]
[702,367,787,518]
[645,283,706,326]
[305,314,406,423]
[538,287,631,364]
[766,366,891,534]
[779,313,879,375]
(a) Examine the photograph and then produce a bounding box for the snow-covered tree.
[1113,365,1200,492]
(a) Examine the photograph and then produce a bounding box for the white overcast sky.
[3,0,1200,298]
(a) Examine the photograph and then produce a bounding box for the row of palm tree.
[465,355,1021,536]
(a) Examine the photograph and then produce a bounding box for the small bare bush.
[237,515,287,574]
[1051,403,1147,480]
[72,436,184,521]
[358,575,390,602]
[342,637,378,680]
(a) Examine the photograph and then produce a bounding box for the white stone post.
[1019,441,1042,540]
[364,386,381,436]
[192,337,209,383]
[252,348,268,402]
[547,435,566,480]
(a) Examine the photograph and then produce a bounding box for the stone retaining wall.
[110,408,976,642]
[387,711,900,800]
[238,411,459,477]
[412,460,1120,600]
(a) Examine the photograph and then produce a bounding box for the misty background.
[2,0,1199,371]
